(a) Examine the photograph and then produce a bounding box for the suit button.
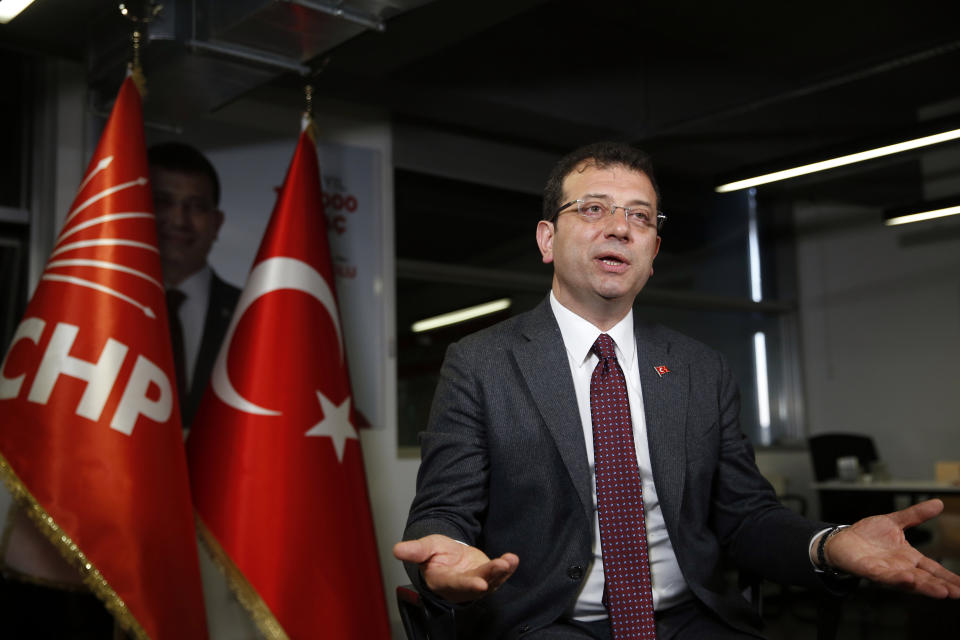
[519,624,531,634]
[567,565,584,580]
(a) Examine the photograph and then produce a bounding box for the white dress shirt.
[549,293,691,619]
[168,265,212,391]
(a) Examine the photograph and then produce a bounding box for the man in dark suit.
[148,143,259,637]
[148,143,241,428]
[394,142,960,639]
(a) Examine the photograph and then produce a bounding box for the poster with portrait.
[209,140,385,431]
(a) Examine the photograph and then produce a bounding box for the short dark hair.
[542,141,660,221]
[147,142,221,205]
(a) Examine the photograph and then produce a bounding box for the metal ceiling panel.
[86,0,436,126]
[206,0,365,61]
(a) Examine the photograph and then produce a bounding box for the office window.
[0,50,30,351]
[0,50,26,209]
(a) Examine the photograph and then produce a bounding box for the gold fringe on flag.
[0,452,149,640]
[196,517,291,640]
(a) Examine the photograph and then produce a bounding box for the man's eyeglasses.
[551,199,666,232]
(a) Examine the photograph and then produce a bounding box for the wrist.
[816,525,850,576]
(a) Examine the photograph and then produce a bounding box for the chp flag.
[0,76,209,639]
[186,121,390,639]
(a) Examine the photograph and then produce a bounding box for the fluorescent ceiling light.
[884,204,960,226]
[412,298,512,333]
[0,0,37,23]
[716,128,960,193]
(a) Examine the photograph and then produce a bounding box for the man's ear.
[536,220,555,264]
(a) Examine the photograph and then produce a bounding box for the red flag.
[187,126,390,639]
[0,77,208,638]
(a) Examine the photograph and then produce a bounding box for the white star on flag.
[305,391,358,462]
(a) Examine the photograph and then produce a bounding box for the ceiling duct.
[86,0,433,126]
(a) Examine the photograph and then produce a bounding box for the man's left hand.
[822,498,960,598]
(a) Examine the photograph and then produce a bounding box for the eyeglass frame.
[550,198,666,232]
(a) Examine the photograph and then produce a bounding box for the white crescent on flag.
[211,257,343,416]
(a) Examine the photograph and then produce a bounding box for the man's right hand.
[393,534,519,603]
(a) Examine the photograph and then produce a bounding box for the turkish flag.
[187,126,390,639]
[0,77,208,639]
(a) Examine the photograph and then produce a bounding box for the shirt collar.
[549,291,636,371]
[171,264,212,300]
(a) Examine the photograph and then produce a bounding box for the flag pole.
[112,3,161,638]
[119,1,162,96]
[301,57,330,139]
[302,78,319,142]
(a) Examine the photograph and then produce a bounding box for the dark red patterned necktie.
[166,288,188,419]
[590,333,656,639]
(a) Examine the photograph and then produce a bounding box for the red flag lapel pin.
[654,365,671,377]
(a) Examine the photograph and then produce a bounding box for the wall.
[754,447,817,518]
[27,59,87,294]
[795,198,960,480]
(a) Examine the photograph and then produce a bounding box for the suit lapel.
[509,302,690,529]
[636,323,688,530]
[513,300,594,523]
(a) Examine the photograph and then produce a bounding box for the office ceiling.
[3,0,960,210]
[314,0,960,210]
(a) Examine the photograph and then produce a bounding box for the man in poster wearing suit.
[394,142,960,639]
[148,142,241,428]
[149,143,260,638]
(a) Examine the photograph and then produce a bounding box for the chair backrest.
[396,584,458,640]
[397,584,429,640]
[808,433,879,481]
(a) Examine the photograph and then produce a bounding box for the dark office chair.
[808,432,892,523]
[808,433,878,480]
[397,584,456,640]
[396,585,429,640]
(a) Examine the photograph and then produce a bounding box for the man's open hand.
[823,499,960,598]
[393,534,519,603]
